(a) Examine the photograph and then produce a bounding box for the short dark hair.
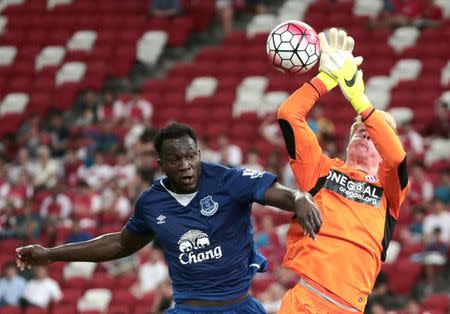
[154,122,197,156]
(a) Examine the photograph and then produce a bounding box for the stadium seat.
[47,0,73,10]
[390,59,422,84]
[35,46,65,71]
[55,62,86,86]
[78,288,112,313]
[107,304,131,314]
[388,26,420,53]
[91,273,116,290]
[67,30,97,52]
[246,14,278,37]
[23,307,47,314]
[136,31,167,67]
[278,0,310,21]
[0,46,16,66]
[116,274,137,290]
[63,261,97,280]
[0,306,21,314]
[185,77,217,102]
[422,293,450,313]
[260,91,289,117]
[237,76,268,98]
[0,92,28,115]
[353,0,383,18]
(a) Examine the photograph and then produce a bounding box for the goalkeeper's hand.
[316,28,362,91]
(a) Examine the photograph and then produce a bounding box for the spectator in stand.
[97,91,124,125]
[245,0,267,14]
[0,202,20,239]
[39,217,58,248]
[135,128,158,172]
[64,219,93,244]
[259,113,284,147]
[307,105,336,143]
[45,111,69,158]
[0,159,10,210]
[241,148,264,171]
[78,152,115,190]
[128,167,155,202]
[63,149,83,187]
[216,133,242,167]
[403,297,422,314]
[149,0,182,18]
[92,120,120,154]
[132,246,168,298]
[21,266,62,309]
[423,198,450,245]
[400,205,426,245]
[7,170,34,211]
[114,148,136,189]
[216,0,234,35]
[423,100,449,139]
[125,93,153,123]
[369,0,442,29]
[31,145,60,190]
[259,282,286,314]
[399,120,424,163]
[434,170,450,204]
[72,90,100,126]
[409,161,434,205]
[99,179,132,222]
[39,183,72,221]
[70,181,101,224]
[265,150,283,179]
[197,137,221,163]
[424,227,448,261]
[17,113,42,158]
[0,262,26,307]
[7,148,35,184]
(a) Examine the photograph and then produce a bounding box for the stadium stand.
[0,0,449,313]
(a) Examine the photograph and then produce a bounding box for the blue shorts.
[165,295,267,314]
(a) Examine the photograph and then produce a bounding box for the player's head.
[346,110,397,172]
[154,123,201,194]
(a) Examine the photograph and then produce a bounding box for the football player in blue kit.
[16,123,322,314]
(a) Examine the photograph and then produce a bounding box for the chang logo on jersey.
[242,168,264,179]
[324,170,384,207]
[178,229,222,265]
[200,196,218,216]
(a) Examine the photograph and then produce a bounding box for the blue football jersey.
[126,162,277,302]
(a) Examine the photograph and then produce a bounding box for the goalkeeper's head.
[346,110,397,175]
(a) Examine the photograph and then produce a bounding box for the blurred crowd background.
[0,0,449,313]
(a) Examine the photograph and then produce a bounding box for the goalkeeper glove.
[316,28,362,91]
[337,63,371,114]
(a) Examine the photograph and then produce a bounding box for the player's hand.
[16,245,51,271]
[294,192,322,240]
[316,28,362,91]
[337,66,371,114]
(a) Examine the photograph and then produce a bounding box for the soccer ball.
[266,20,320,75]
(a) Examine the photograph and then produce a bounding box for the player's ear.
[157,158,162,166]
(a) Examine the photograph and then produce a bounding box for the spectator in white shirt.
[7,148,35,184]
[125,93,153,122]
[241,148,264,171]
[423,198,450,245]
[132,246,168,297]
[197,137,221,163]
[40,184,73,220]
[77,152,114,190]
[114,149,136,188]
[31,146,60,189]
[21,266,62,309]
[216,133,242,167]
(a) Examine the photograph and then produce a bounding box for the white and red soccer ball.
[266,20,320,75]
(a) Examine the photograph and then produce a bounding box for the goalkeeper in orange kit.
[276,28,410,313]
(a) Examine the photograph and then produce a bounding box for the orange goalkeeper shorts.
[278,278,363,314]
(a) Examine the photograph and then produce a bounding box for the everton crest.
[200,195,218,216]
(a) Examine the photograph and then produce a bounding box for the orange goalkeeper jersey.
[277,78,410,312]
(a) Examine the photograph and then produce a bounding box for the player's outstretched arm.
[263,182,322,240]
[16,228,154,270]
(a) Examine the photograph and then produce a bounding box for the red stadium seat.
[0,306,21,314]
[23,307,47,314]
[107,304,132,314]
[91,273,116,290]
[116,274,137,290]
[110,289,136,307]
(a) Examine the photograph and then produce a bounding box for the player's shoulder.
[135,178,166,204]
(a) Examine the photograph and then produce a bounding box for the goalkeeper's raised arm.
[276,28,410,314]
